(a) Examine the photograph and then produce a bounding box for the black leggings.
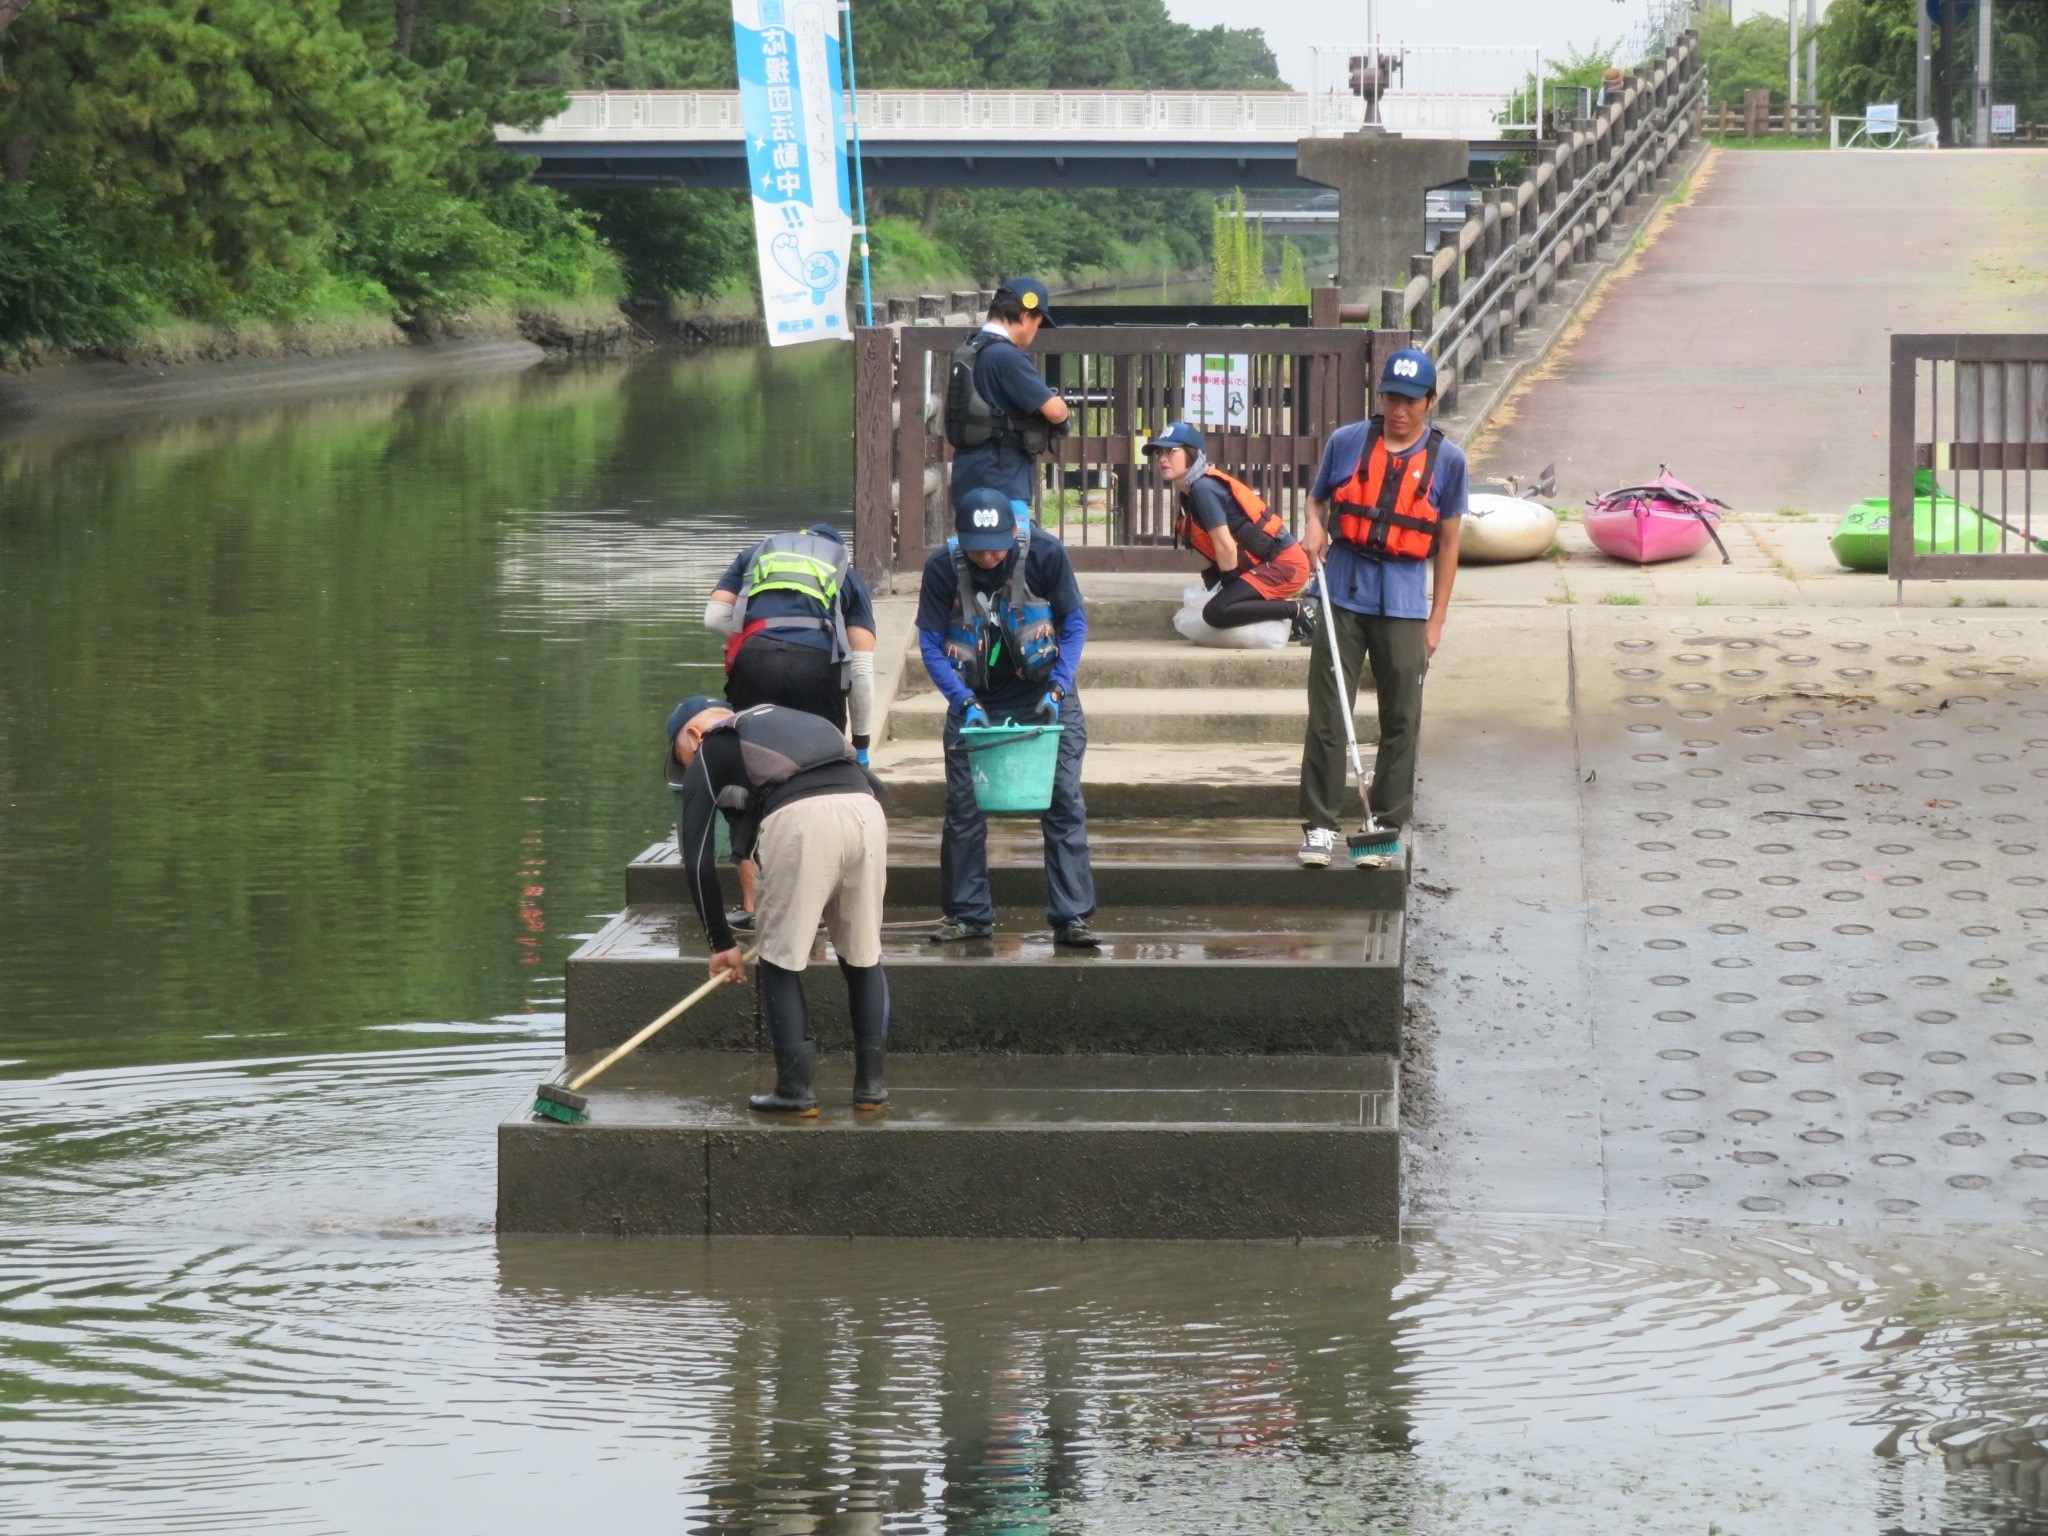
[727,637,845,729]
[757,956,890,1043]
[1202,576,1299,630]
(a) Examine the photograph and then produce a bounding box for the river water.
[4,349,2048,1534]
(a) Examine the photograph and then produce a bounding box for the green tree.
[1819,0,2048,125]
[1696,10,1792,105]
[3,0,434,290]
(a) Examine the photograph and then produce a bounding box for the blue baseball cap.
[953,487,1017,552]
[1377,347,1438,399]
[1142,422,1205,456]
[803,521,845,544]
[997,277,1058,327]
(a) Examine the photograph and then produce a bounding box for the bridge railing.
[500,86,1551,145]
[854,325,1416,582]
[1343,30,1706,414]
[1887,335,2048,582]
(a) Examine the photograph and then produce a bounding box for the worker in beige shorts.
[666,696,890,1114]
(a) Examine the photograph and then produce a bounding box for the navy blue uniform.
[948,332,1057,508]
[914,530,1095,930]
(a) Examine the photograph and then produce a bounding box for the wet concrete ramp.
[1412,605,2048,1222]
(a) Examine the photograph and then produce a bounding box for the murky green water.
[4,349,2048,1534]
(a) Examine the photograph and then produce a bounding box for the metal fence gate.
[1889,334,2048,580]
[853,325,1390,584]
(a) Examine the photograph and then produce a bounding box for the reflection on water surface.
[3,349,2047,1533]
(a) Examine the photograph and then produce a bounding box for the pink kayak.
[1584,467,1732,565]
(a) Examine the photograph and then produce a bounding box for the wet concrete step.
[563,903,1403,1057]
[498,1051,1398,1239]
[887,687,1376,745]
[624,818,1409,910]
[899,639,1316,696]
[870,739,1348,817]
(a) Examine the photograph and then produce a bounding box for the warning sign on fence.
[1182,354,1250,430]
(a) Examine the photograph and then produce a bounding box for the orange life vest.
[1331,422,1445,560]
[1175,469,1292,568]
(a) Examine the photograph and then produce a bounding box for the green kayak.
[1830,492,2009,572]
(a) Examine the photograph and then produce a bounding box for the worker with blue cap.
[914,485,1099,948]
[942,277,1071,521]
[1294,346,1467,866]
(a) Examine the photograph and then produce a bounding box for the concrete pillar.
[1295,130,1470,306]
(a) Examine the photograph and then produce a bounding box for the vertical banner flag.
[734,0,853,346]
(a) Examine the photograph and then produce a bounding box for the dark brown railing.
[1888,334,2048,582]
[854,324,1401,582]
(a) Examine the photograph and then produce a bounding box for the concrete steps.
[625,818,1409,910]
[870,739,1336,817]
[498,1051,1398,1239]
[563,903,1404,1057]
[887,686,1373,745]
[898,639,1317,695]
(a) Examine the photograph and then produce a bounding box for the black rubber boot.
[842,957,891,1110]
[749,960,818,1115]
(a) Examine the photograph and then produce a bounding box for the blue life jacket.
[944,525,1057,694]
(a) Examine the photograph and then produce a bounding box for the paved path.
[1413,600,2048,1223]
[1474,148,2048,522]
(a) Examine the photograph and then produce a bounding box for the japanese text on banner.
[733,0,852,345]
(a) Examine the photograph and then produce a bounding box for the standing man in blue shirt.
[944,277,1071,518]
[1296,348,1467,865]
[915,489,1098,948]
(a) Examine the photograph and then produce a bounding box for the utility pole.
[1805,0,1818,106]
[1938,0,1955,145]
[1917,0,1932,125]
[1974,0,1995,146]
[1787,0,1799,115]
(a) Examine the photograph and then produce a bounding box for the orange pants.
[1238,542,1311,600]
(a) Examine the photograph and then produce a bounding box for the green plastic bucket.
[960,722,1063,814]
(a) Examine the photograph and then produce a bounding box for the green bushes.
[0,188,144,351]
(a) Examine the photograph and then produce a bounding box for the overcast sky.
[1167,0,1797,89]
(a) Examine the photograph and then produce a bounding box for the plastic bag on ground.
[1173,584,1290,649]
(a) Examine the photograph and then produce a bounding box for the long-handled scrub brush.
[1310,555,1400,866]
[533,946,759,1124]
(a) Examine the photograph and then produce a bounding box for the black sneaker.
[1291,597,1321,647]
[1053,920,1102,949]
[930,918,995,943]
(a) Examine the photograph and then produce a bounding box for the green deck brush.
[530,946,758,1125]
[1310,555,1403,868]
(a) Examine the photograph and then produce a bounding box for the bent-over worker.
[667,697,891,1114]
[915,489,1099,948]
[1142,421,1317,642]
[705,523,878,761]
[1296,347,1467,867]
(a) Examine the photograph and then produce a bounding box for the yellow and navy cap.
[998,276,1058,327]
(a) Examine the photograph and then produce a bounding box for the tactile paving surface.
[1579,609,2048,1220]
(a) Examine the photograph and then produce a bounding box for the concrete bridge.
[495,86,1537,193]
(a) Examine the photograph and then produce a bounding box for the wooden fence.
[1888,334,2048,581]
[1709,91,1827,138]
[853,324,1409,582]
[1339,30,1707,415]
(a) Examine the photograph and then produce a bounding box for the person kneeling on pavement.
[666,696,891,1114]
[915,489,1100,948]
[1142,421,1317,642]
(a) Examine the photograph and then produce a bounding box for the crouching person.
[666,696,891,1114]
